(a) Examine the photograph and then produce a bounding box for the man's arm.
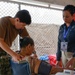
[65,57,75,68]
[0,38,23,62]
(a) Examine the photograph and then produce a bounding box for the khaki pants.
[62,51,75,68]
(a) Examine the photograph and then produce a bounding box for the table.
[55,72,72,75]
[55,69,75,75]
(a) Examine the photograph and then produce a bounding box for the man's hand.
[12,52,24,63]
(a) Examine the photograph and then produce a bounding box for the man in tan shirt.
[0,10,31,62]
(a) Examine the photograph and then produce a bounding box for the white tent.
[7,0,75,6]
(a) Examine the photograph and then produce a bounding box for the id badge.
[61,42,68,51]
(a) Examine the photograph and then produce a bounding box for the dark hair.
[20,37,34,48]
[15,10,31,25]
[63,5,75,15]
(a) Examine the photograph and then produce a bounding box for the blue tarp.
[39,54,49,61]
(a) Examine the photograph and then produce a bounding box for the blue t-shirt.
[10,59,31,75]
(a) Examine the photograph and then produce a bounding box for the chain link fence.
[0,1,62,57]
[21,4,64,25]
[26,24,60,57]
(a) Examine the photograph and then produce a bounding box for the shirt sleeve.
[56,38,61,61]
[0,18,7,39]
[19,27,29,37]
[56,26,62,61]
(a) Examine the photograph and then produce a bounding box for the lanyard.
[63,25,71,40]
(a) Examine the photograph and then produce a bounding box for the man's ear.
[15,18,20,22]
[27,44,31,49]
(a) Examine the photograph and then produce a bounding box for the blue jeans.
[10,59,31,75]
